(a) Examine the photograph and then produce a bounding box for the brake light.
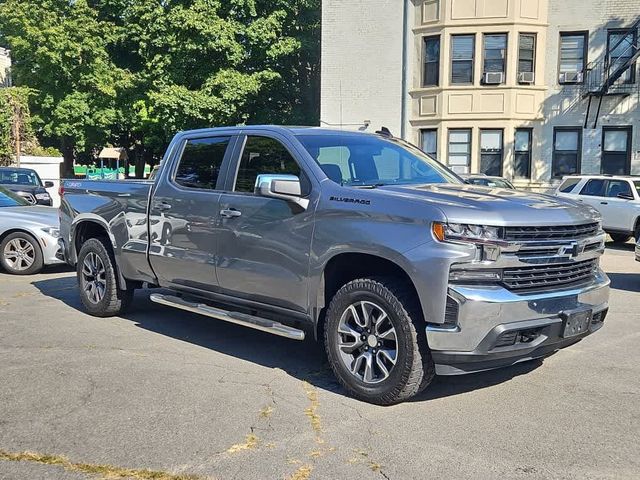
[58,183,65,197]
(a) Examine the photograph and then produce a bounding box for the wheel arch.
[71,217,127,289]
[314,251,422,340]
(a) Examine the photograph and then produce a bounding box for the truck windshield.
[0,186,29,207]
[0,168,42,186]
[297,134,461,187]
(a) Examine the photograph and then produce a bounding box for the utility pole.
[14,100,21,167]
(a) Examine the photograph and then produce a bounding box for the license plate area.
[560,309,593,338]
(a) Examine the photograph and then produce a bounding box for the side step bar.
[149,293,306,341]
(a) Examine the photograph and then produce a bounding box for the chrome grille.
[503,259,598,291]
[503,223,600,242]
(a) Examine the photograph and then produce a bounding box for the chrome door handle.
[220,209,242,219]
[155,201,172,211]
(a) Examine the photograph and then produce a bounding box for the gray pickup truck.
[60,126,610,405]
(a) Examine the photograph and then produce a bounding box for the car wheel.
[77,237,133,317]
[324,277,434,405]
[609,233,631,243]
[0,232,44,275]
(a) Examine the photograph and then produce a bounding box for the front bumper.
[40,233,65,266]
[427,270,610,375]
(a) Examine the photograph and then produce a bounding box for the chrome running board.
[149,293,305,341]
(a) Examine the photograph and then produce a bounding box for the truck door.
[148,134,237,292]
[215,133,316,313]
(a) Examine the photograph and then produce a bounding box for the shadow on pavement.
[607,272,640,293]
[604,241,635,253]
[32,275,544,403]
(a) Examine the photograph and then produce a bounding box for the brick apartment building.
[321,0,640,190]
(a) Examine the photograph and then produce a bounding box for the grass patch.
[0,450,207,480]
[285,464,313,480]
[226,434,259,454]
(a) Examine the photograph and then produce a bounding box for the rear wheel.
[0,232,44,275]
[77,238,133,317]
[609,233,631,243]
[324,277,434,405]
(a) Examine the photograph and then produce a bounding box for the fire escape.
[583,17,640,128]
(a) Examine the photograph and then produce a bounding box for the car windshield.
[0,186,29,207]
[0,168,41,186]
[297,134,461,187]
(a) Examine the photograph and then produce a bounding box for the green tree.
[0,0,321,177]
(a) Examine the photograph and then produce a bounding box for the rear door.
[599,179,636,231]
[215,132,317,312]
[148,133,237,292]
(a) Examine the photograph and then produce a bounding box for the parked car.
[555,175,640,243]
[462,174,515,189]
[0,186,63,275]
[0,167,54,206]
[60,126,609,405]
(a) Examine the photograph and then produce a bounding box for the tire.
[324,277,435,405]
[77,237,133,317]
[609,233,631,243]
[0,232,44,275]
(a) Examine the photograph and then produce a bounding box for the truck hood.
[377,183,599,226]
[0,205,59,227]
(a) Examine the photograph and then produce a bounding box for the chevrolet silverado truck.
[59,126,610,405]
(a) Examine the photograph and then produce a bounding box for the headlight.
[41,227,60,238]
[432,222,503,244]
[35,192,51,201]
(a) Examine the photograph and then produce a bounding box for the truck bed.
[60,179,156,285]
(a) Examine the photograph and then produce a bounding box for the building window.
[552,128,582,177]
[482,34,507,83]
[423,36,440,87]
[447,129,471,174]
[451,35,475,84]
[480,130,503,176]
[559,32,587,83]
[518,34,536,82]
[602,126,632,175]
[607,30,637,84]
[421,129,438,159]
[514,128,532,179]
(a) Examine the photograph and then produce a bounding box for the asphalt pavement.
[0,243,638,480]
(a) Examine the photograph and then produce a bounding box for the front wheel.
[0,232,44,275]
[77,238,133,317]
[324,277,434,405]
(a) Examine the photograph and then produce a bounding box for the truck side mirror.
[44,181,54,188]
[255,174,309,210]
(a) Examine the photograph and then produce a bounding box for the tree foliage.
[0,0,320,175]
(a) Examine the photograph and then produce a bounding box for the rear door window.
[558,177,581,193]
[605,180,633,198]
[174,136,232,190]
[579,179,606,197]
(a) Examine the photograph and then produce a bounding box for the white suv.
[555,175,640,243]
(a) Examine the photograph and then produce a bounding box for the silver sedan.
[0,186,64,274]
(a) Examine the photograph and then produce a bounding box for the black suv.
[0,167,54,206]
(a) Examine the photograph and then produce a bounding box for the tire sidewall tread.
[76,237,133,317]
[0,231,44,275]
[324,277,434,405]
